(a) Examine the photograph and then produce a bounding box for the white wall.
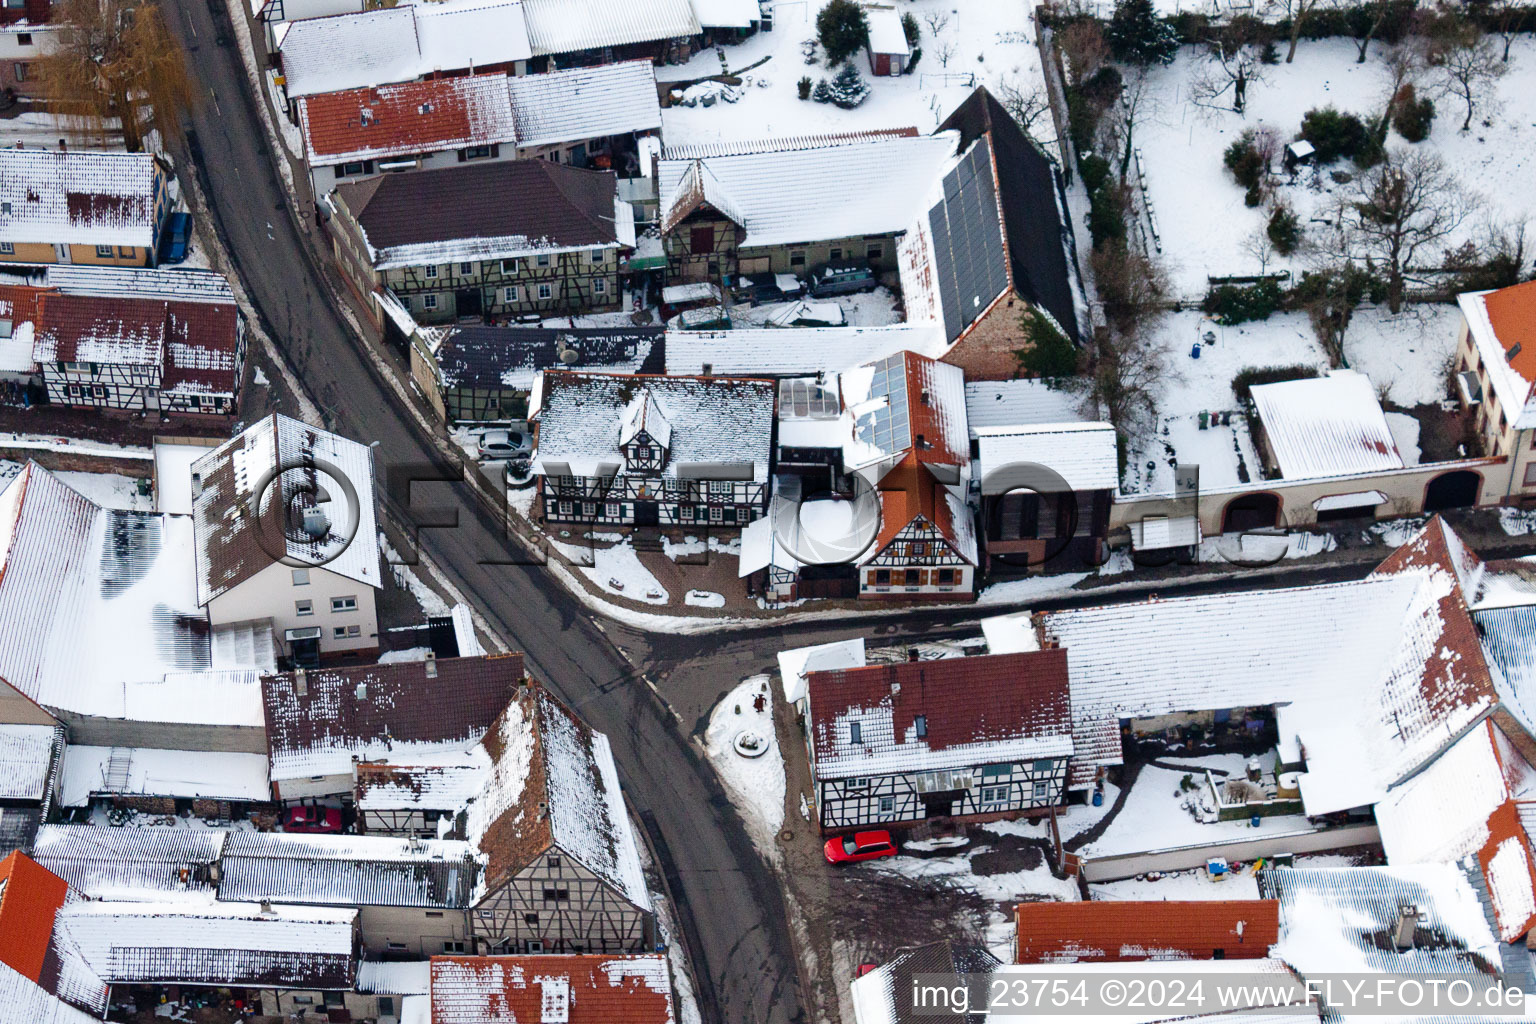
[208,561,379,656]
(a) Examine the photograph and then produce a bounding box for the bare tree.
[1279,0,1338,62]
[1428,19,1507,131]
[1056,19,1110,86]
[1100,66,1153,181]
[1352,0,1396,63]
[39,0,195,152]
[923,10,950,37]
[1091,241,1171,334]
[1374,41,1424,135]
[1242,226,1277,276]
[996,74,1052,134]
[936,41,957,68]
[1486,0,1524,61]
[1340,150,1473,312]
[1087,325,1172,443]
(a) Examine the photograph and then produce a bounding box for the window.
[292,996,314,1006]
[605,503,619,518]
[689,226,715,254]
[981,763,1014,779]
[423,294,439,310]
[910,541,926,557]
[790,250,806,267]
[443,941,467,954]
[937,568,956,586]
[548,855,562,868]
[537,283,552,300]
[291,568,310,586]
[295,599,313,616]
[1032,759,1054,772]
[11,61,26,82]
[425,911,444,918]
[333,625,360,638]
[424,265,439,279]
[914,715,927,739]
[829,247,843,261]
[593,278,606,295]
[680,505,694,520]
[16,34,30,46]
[590,249,606,263]
[709,480,732,495]
[1033,780,1050,800]
[558,500,573,516]
[504,286,520,303]
[378,998,395,1016]
[524,913,540,926]
[459,262,473,275]
[708,505,723,522]
[846,777,869,790]
[331,596,358,613]
[399,295,411,311]
[324,992,346,1007]
[90,385,107,399]
[535,254,551,267]
[875,569,891,586]
[980,785,1009,805]
[118,246,134,258]
[582,502,597,517]
[66,383,81,398]
[879,796,895,813]
[866,244,883,260]
[95,244,114,258]
[463,145,494,160]
[0,243,12,256]
[849,721,862,745]
[1524,462,1536,487]
[542,887,570,902]
[501,258,520,273]
[339,160,371,177]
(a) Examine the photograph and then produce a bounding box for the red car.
[824,830,897,864]
[283,806,343,833]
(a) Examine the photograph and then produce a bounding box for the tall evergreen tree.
[1105,0,1179,65]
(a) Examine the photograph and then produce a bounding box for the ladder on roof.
[103,748,133,793]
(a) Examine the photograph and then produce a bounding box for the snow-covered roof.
[1040,521,1499,807]
[975,423,1119,493]
[357,959,430,995]
[1372,720,1536,941]
[1480,603,1536,737]
[30,826,225,903]
[191,413,380,605]
[1251,370,1404,479]
[662,129,921,161]
[777,638,865,705]
[0,285,40,374]
[0,723,57,802]
[842,350,969,471]
[963,379,1089,436]
[507,60,661,150]
[805,649,1073,780]
[0,961,101,1024]
[1014,900,1280,963]
[657,133,958,249]
[863,4,910,55]
[298,75,518,165]
[430,954,675,1024]
[54,899,357,988]
[1459,283,1536,431]
[219,832,481,908]
[45,266,235,305]
[532,371,774,483]
[261,655,521,782]
[279,0,530,99]
[689,0,759,28]
[466,687,649,911]
[849,941,1001,1024]
[355,761,488,811]
[1127,514,1201,550]
[0,150,162,249]
[521,0,699,56]
[0,464,272,718]
[1260,865,1502,987]
[664,325,945,377]
[58,746,271,807]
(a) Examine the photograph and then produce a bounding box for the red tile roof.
[29,293,241,395]
[430,954,674,1024]
[1482,279,1536,386]
[299,75,518,164]
[806,649,1071,777]
[1014,900,1280,963]
[868,454,974,564]
[0,851,69,983]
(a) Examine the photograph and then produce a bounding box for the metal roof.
[219,832,481,909]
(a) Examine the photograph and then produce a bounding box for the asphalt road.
[164,5,807,1022]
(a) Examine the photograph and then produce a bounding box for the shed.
[863,4,910,76]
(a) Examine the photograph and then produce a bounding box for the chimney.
[408,835,422,853]
[920,389,931,405]
[294,667,307,697]
[907,647,920,663]
[259,899,274,916]
[425,652,437,679]
[915,433,929,449]
[1393,904,1420,951]
[355,682,368,701]
[191,471,203,498]
[890,681,900,695]
[57,139,65,153]
[537,801,548,820]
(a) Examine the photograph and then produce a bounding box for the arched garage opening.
[1222,493,1281,534]
[1424,470,1481,513]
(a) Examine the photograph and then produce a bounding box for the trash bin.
[1092,790,1104,807]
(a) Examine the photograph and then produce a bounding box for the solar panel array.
[854,353,909,455]
[928,137,1009,343]
[778,377,841,419]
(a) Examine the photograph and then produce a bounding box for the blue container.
[1251,814,1262,828]
[1190,343,1202,359]
[1092,790,1104,807]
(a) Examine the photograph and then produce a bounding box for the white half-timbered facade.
[803,649,1073,832]
[531,371,775,528]
[465,685,653,954]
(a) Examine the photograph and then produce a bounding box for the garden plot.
[659,0,1046,145]
[1133,37,1536,298]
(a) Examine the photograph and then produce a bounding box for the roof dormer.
[620,387,671,472]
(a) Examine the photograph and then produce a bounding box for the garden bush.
[815,0,869,65]
[1232,364,1321,400]
[1078,152,1112,196]
[1391,84,1435,142]
[1223,131,1267,190]
[1202,278,1284,324]
[1014,308,1079,377]
[1088,186,1127,248]
[797,76,813,100]
[1106,0,1180,64]
[1267,205,1301,255]
[1299,106,1375,164]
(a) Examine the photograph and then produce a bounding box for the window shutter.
[490,144,500,158]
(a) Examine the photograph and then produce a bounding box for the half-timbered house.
[803,649,1074,832]
[464,684,653,954]
[531,370,775,528]
[656,131,955,286]
[354,762,486,837]
[327,159,635,326]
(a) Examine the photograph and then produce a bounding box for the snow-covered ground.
[976,571,1091,605]
[866,818,1081,902]
[0,460,155,511]
[661,0,1045,143]
[577,538,671,604]
[704,675,786,856]
[1080,754,1317,858]
[379,532,452,617]
[1135,37,1536,297]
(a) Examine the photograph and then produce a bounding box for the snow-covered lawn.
[685,590,726,607]
[1136,37,1536,297]
[704,675,786,855]
[660,0,1045,144]
[578,539,670,604]
[1080,754,1317,858]
[1122,307,1458,495]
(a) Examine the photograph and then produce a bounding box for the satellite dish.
[558,345,581,366]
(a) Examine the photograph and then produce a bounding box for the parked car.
[736,272,806,306]
[159,212,192,265]
[824,830,898,864]
[284,806,343,833]
[477,428,532,460]
[808,261,877,297]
